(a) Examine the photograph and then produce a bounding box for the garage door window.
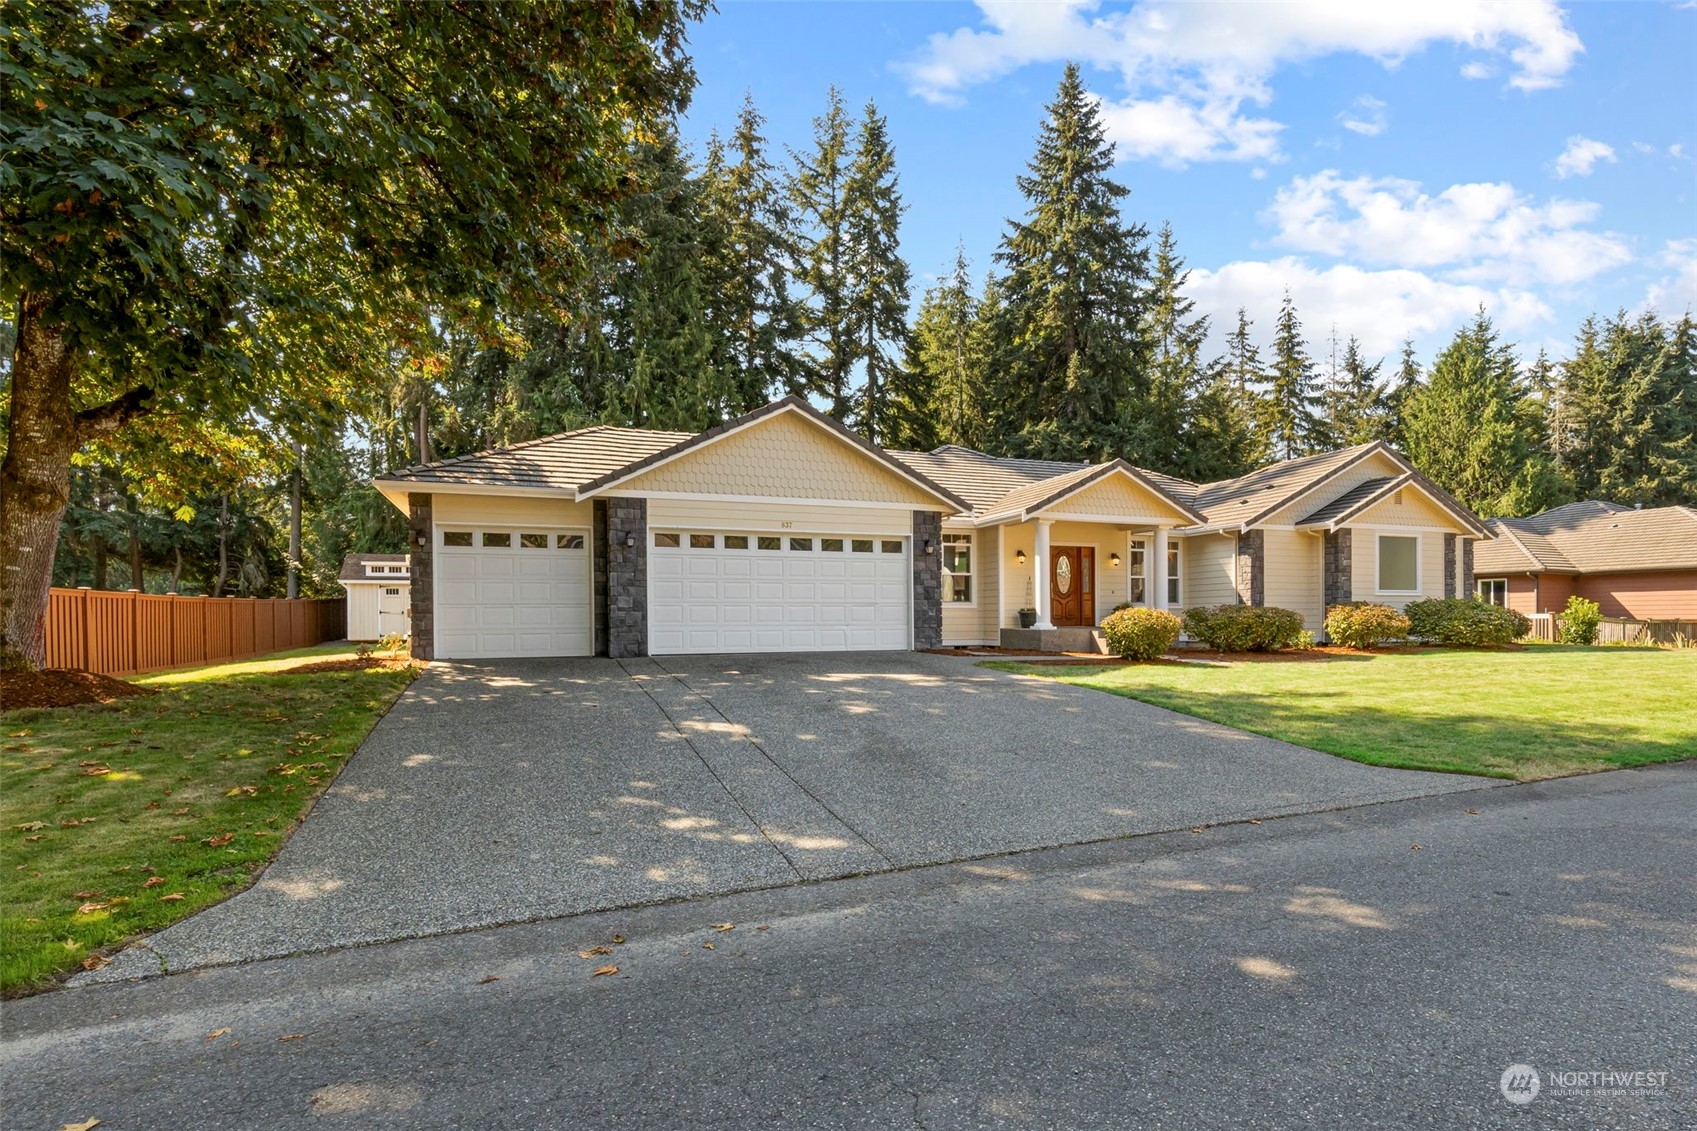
[881,540,903,553]
[520,533,548,548]
[482,532,511,548]
[557,534,584,550]
[443,531,473,547]
[725,535,749,549]
[654,532,681,548]
[690,534,715,549]
[852,539,873,553]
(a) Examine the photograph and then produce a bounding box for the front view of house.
[374,396,1488,660]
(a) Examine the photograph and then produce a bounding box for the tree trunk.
[213,494,229,597]
[169,547,183,594]
[287,443,302,599]
[127,496,144,591]
[414,400,431,466]
[0,295,80,668]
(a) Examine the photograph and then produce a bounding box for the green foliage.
[1319,335,1395,447]
[1262,291,1322,459]
[1323,602,1412,650]
[1182,604,1309,652]
[1558,596,1603,646]
[1404,598,1530,646]
[843,102,913,444]
[1099,607,1182,661]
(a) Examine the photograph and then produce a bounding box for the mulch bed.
[1,669,156,711]
[280,657,414,675]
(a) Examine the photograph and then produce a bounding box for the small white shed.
[338,553,412,642]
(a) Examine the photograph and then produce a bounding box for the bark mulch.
[280,657,414,676]
[1,669,155,711]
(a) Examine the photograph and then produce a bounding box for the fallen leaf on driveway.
[711,923,735,932]
[611,934,625,944]
[1247,819,1262,826]
[478,975,500,984]
[579,946,613,958]
[160,893,185,901]
[701,943,714,950]
[206,1028,231,1040]
[1410,844,1424,851]
[1465,808,1480,815]
[81,955,109,971]
[755,925,770,932]
[278,1033,305,1042]
[592,965,619,977]
[60,1119,100,1131]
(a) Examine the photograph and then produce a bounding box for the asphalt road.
[6,763,1694,1130]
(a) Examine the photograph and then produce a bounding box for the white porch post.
[1032,519,1054,629]
[1152,525,1170,612]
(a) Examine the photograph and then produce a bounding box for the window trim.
[941,531,975,607]
[1127,538,1148,606]
[1477,577,1508,607]
[1165,539,1181,608]
[1375,532,1422,595]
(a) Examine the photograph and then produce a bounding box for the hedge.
[1099,607,1183,661]
[1558,595,1602,645]
[1182,604,1308,652]
[1323,602,1411,650]
[1404,597,1530,646]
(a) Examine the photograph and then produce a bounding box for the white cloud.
[1553,135,1616,179]
[1337,95,1388,136]
[1187,258,1552,358]
[1646,239,1697,315]
[1263,171,1633,286]
[1460,60,1495,80]
[901,0,1583,165]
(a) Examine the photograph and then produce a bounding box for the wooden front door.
[1050,546,1093,627]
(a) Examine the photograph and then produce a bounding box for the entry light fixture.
[415,532,427,548]
[623,531,637,549]
[1109,552,1121,568]
[1015,549,1027,565]
[923,538,935,555]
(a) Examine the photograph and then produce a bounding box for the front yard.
[1,645,415,995]
[986,646,1697,780]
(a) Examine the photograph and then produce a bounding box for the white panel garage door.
[649,531,909,654]
[435,526,592,659]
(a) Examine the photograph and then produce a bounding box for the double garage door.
[435,526,593,659]
[649,530,911,655]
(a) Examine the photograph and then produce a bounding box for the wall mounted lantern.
[1109,552,1122,568]
[1015,549,1027,565]
[923,538,935,555]
[623,531,637,549]
[416,532,427,548]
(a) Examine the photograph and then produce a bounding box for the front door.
[1050,546,1094,627]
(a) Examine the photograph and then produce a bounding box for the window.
[1377,535,1419,592]
[724,535,749,550]
[1166,541,1181,607]
[851,539,873,553]
[384,587,401,596]
[443,531,473,548]
[520,533,548,549]
[482,531,511,548]
[942,533,973,604]
[1127,540,1147,605]
[557,534,585,550]
[758,536,781,550]
[881,540,903,554]
[690,534,715,549]
[790,537,813,551]
[822,538,844,552]
[654,532,681,548]
[1478,578,1507,607]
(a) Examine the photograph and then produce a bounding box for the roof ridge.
[388,424,616,476]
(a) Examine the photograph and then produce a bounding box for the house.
[1473,501,1697,619]
[373,396,1488,660]
[337,553,413,642]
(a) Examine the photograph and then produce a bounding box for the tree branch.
[74,386,156,442]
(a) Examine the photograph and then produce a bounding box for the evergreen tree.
[897,249,979,451]
[789,88,856,416]
[842,102,913,444]
[1319,335,1392,446]
[987,63,1149,461]
[1262,290,1321,460]
[1385,339,1422,447]
[1124,223,1201,475]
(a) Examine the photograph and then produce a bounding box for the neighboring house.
[337,554,413,642]
[373,396,1488,660]
[1473,501,1697,619]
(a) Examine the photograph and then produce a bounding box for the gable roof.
[1475,502,1697,575]
[338,553,409,581]
[887,447,1202,524]
[1294,472,1492,537]
[974,460,1205,525]
[571,396,971,512]
[1188,443,1388,530]
[378,424,692,492]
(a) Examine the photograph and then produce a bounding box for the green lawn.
[1,644,416,995]
[985,646,1697,780]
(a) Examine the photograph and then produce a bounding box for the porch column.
[1152,525,1170,612]
[1032,519,1054,630]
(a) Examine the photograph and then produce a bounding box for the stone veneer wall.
[593,499,610,657]
[911,510,942,649]
[1234,529,1265,606]
[1444,533,1457,599]
[1323,528,1352,610]
[1461,538,1475,598]
[406,492,434,660]
[605,497,648,658]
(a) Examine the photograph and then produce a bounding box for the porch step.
[998,627,1110,654]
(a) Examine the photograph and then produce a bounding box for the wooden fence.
[1523,612,1695,646]
[44,589,347,676]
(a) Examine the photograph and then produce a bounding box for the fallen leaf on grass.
[73,890,102,899]
[206,1028,230,1040]
[160,893,185,901]
[81,955,110,971]
[61,817,97,827]
[169,835,187,842]
[23,834,42,843]
[13,821,46,832]
[76,902,110,915]
[225,785,258,798]
[592,965,619,977]
[203,832,234,847]
[143,876,165,888]
[711,923,735,932]
[79,765,112,776]
[60,1119,100,1131]
[173,807,190,816]
[578,946,613,958]
[8,729,32,738]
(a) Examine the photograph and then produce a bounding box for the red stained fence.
[44,589,346,676]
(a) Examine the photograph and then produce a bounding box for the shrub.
[1099,606,1182,661]
[1404,597,1530,646]
[1182,604,1308,652]
[1558,595,1602,645]
[1324,602,1412,650]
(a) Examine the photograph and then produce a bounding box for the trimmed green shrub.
[1182,604,1308,652]
[1404,597,1530,646]
[1324,602,1412,650]
[1558,595,1602,645]
[1099,607,1182,661]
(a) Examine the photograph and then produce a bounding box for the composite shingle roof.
[381,425,693,491]
[338,553,410,581]
[1295,476,1400,526]
[1474,503,1697,575]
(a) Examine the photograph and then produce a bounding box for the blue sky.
[678,1,1696,366]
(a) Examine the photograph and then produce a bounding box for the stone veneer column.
[406,492,434,660]
[1234,529,1265,606]
[605,497,648,658]
[1461,538,1475,598]
[911,510,943,649]
[593,499,610,656]
[1444,533,1457,598]
[1323,528,1352,610]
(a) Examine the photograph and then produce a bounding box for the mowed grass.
[985,646,1697,780]
[1,644,416,995]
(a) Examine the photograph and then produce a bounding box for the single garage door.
[649,530,910,654]
[435,526,592,659]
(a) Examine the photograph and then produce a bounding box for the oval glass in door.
[1055,555,1072,595]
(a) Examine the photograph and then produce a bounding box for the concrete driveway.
[83,652,1491,981]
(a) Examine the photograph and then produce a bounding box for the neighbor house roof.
[338,553,410,582]
[1474,503,1697,576]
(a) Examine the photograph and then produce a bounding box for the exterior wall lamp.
[416,532,427,548]
[623,532,637,549]
[923,538,935,555]
[1109,552,1121,568]
[1015,549,1027,565]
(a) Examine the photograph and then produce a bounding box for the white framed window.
[1126,539,1147,605]
[1377,534,1420,593]
[1166,541,1181,607]
[1478,578,1507,607]
[942,532,973,604]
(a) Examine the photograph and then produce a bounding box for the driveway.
[83,652,1491,980]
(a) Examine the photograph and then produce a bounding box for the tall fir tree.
[1125,223,1202,475]
[842,101,913,444]
[898,248,979,451]
[789,88,856,417]
[987,63,1149,461]
[1261,291,1321,460]
[1319,335,1392,447]
[1384,338,1422,448]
